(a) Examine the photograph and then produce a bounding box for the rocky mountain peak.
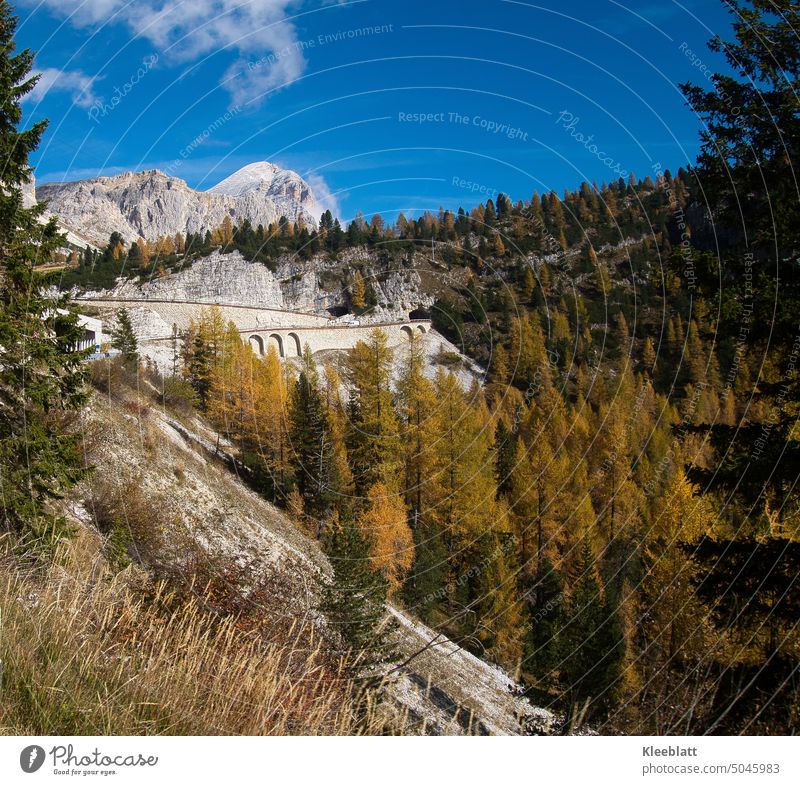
[208,161,285,196]
[35,161,318,247]
[209,161,316,215]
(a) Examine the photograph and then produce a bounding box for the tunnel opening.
[409,307,430,321]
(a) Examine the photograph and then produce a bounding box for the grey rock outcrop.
[105,251,287,308]
[36,162,318,248]
[82,249,434,322]
[21,174,36,208]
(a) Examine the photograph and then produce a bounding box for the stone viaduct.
[241,321,429,358]
[76,297,431,357]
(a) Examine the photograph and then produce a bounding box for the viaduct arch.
[75,298,432,360]
[244,320,430,358]
[248,334,264,355]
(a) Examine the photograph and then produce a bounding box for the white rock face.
[108,250,287,308]
[22,171,102,249]
[77,248,434,322]
[36,162,318,248]
[21,173,36,208]
[208,161,312,202]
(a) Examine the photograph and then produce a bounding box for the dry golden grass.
[0,530,395,736]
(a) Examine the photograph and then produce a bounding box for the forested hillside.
[152,0,799,732]
[2,0,798,736]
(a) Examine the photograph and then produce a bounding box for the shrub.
[435,349,464,368]
[160,375,196,415]
[89,357,140,397]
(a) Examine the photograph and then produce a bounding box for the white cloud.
[28,0,309,107]
[306,173,341,220]
[23,67,99,109]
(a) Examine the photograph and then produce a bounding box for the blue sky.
[16,0,735,222]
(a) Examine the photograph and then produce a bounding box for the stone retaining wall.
[77,297,430,356]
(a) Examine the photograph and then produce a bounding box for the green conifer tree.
[321,516,394,676]
[289,346,340,524]
[559,538,624,720]
[526,556,564,686]
[184,329,212,410]
[0,1,88,542]
[110,307,139,369]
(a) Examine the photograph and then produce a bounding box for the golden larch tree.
[357,482,414,595]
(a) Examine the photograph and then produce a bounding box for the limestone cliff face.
[86,248,434,321]
[275,246,435,322]
[36,162,318,248]
[21,173,36,208]
[107,251,287,308]
[22,172,102,248]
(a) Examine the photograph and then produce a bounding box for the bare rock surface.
[36,162,318,247]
